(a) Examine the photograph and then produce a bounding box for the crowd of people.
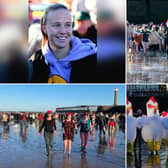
[127,21,168,55]
[0,110,123,156]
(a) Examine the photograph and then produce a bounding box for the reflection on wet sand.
[127,138,168,168]
[97,136,108,155]
[0,119,125,168]
[80,153,88,168]
[127,51,168,83]
[145,155,161,167]
[45,155,54,168]
[20,120,28,143]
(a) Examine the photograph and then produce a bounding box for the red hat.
[149,96,156,103]
[47,110,52,114]
[162,111,167,117]
[67,113,72,116]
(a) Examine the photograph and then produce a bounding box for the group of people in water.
[127,21,168,55]
[0,110,122,156]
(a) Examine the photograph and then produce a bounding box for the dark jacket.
[39,119,56,133]
[98,116,106,128]
[31,49,97,83]
[73,25,97,45]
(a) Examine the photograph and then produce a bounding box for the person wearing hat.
[31,3,97,83]
[73,11,97,45]
[38,110,57,156]
[79,112,92,153]
[62,113,76,155]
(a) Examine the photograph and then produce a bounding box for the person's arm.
[74,120,78,129]
[89,121,93,133]
[38,120,45,134]
[62,120,65,134]
[53,119,57,131]
[31,49,49,83]
[53,119,57,134]
[78,119,81,128]
[71,120,75,128]
[103,117,106,128]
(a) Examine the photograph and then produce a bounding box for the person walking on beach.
[62,113,76,155]
[38,110,57,156]
[97,112,106,136]
[133,26,142,53]
[149,26,160,52]
[79,113,92,153]
[109,115,116,135]
[2,113,9,127]
[141,26,150,53]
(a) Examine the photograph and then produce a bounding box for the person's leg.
[3,122,7,127]
[44,132,50,155]
[49,132,54,151]
[68,140,72,154]
[80,132,85,151]
[159,39,162,51]
[64,140,67,154]
[142,42,147,53]
[139,42,143,51]
[130,39,133,49]
[109,126,111,135]
[136,42,139,53]
[93,121,95,127]
[103,126,106,135]
[39,120,42,127]
[83,133,89,152]
[154,44,158,52]
[99,126,102,136]
[154,44,157,52]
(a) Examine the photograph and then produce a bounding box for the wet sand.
[127,134,168,168]
[127,51,168,83]
[0,120,125,168]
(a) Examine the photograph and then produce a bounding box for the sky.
[0,84,125,112]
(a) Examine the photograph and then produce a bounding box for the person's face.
[75,20,91,35]
[84,115,88,120]
[43,9,73,50]
[48,113,52,117]
[67,115,71,120]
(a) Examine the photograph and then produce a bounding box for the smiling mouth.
[57,36,67,40]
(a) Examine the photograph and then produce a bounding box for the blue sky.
[0,84,125,112]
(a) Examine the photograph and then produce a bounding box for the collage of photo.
[0,0,168,168]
